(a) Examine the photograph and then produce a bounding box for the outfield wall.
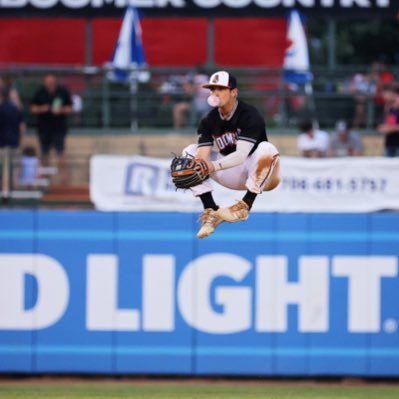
[1,210,398,377]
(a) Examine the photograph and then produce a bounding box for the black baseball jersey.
[197,100,268,156]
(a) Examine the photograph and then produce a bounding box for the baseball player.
[175,71,280,238]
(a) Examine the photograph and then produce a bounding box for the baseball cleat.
[217,200,249,222]
[197,208,224,238]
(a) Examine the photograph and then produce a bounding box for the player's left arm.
[196,114,214,167]
[210,140,254,172]
[209,111,262,172]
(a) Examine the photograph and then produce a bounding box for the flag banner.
[0,1,396,18]
[107,4,147,83]
[90,155,399,213]
[283,10,311,85]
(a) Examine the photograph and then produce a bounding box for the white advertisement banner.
[90,155,399,212]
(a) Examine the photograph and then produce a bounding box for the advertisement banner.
[0,0,396,17]
[0,210,398,376]
[90,155,399,213]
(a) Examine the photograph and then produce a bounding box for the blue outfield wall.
[0,210,399,376]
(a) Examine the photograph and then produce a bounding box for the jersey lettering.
[214,131,238,153]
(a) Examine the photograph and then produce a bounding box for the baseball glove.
[170,155,210,189]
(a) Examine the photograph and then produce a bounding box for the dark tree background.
[308,18,399,66]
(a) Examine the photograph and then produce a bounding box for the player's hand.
[204,160,215,173]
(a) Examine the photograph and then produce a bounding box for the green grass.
[0,381,398,399]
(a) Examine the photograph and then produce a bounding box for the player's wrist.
[212,160,223,171]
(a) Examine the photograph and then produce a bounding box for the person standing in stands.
[377,86,399,157]
[0,88,25,201]
[0,75,23,110]
[30,74,73,182]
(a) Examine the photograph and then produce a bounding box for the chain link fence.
[2,65,397,131]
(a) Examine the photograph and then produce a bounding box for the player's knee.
[264,175,280,191]
[258,154,280,191]
[257,141,279,157]
[256,153,278,173]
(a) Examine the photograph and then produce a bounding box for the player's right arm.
[195,114,214,171]
[196,113,214,161]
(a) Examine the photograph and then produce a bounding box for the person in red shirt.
[377,86,399,157]
[370,61,394,123]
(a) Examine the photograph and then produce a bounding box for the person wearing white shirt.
[297,120,330,158]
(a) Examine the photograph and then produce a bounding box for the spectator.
[173,69,211,129]
[30,74,73,181]
[348,71,373,128]
[0,88,25,200]
[369,61,394,122]
[377,86,399,157]
[18,145,39,187]
[329,120,363,157]
[297,120,330,158]
[0,75,23,110]
[379,83,397,117]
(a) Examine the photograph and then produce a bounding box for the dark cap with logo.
[203,71,237,89]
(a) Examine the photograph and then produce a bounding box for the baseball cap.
[203,71,237,89]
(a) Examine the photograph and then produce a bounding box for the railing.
[2,65,397,131]
[0,131,387,208]
[0,150,91,206]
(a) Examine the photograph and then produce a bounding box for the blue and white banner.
[107,4,147,82]
[283,10,312,85]
[90,155,399,213]
[0,210,398,376]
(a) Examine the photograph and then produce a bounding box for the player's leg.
[181,144,223,238]
[217,141,280,222]
[262,157,280,191]
[246,141,280,193]
[206,155,253,222]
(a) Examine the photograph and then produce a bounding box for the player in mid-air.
[171,71,280,238]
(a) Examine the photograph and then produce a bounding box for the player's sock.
[242,191,257,210]
[199,192,218,211]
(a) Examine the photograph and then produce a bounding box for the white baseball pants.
[182,142,280,196]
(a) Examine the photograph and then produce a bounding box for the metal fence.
[2,65,397,131]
